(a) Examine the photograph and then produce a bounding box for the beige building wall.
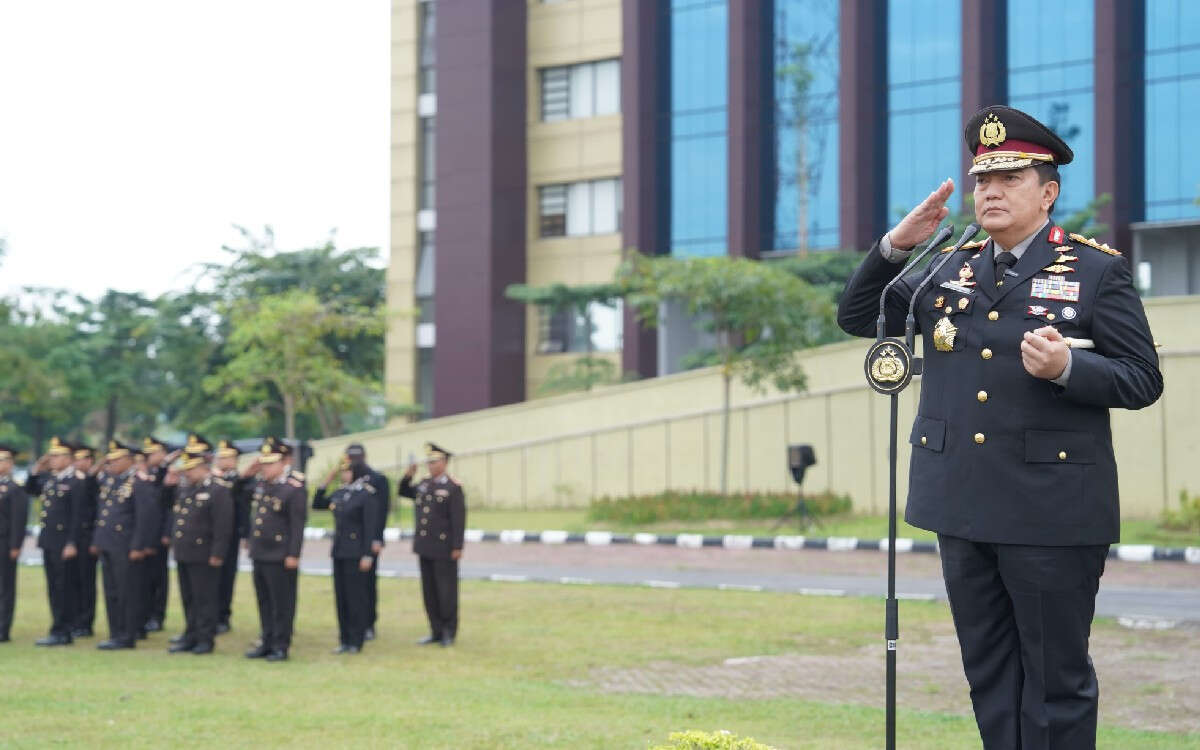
[314,296,1200,522]
[524,0,624,396]
[385,0,420,408]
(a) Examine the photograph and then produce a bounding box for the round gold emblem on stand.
[864,338,914,394]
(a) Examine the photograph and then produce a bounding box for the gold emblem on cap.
[979,113,1007,148]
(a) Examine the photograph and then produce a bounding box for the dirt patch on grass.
[568,620,1200,735]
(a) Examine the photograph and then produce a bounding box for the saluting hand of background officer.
[1022,326,1069,380]
[888,178,955,248]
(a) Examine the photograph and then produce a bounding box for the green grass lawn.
[322,505,1200,548]
[2,567,1196,749]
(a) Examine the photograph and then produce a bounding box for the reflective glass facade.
[887,0,961,220]
[1007,0,1094,216]
[1145,0,1200,221]
[666,0,728,257]
[772,0,839,251]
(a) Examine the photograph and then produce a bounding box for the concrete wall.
[316,295,1200,520]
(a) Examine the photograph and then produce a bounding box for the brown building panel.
[838,0,888,252]
[1094,1,1144,251]
[728,1,771,259]
[960,0,1007,192]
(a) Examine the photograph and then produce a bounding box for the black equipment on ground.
[772,444,818,533]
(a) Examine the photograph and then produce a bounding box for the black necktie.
[994,251,1017,285]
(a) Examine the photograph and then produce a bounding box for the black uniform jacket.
[0,476,29,552]
[398,474,466,560]
[170,475,235,564]
[30,468,88,551]
[153,465,177,545]
[80,473,99,539]
[94,469,163,554]
[837,224,1162,545]
[222,471,255,540]
[366,468,390,548]
[248,469,307,562]
[313,478,384,560]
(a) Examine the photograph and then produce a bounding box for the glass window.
[539,184,567,237]
[539,59,621,122]
[887,0,961,220]
[419,117,435,210]
[539,178,622,237]
[566,181,592,235]
[1145,0,1200,221]
[415,231,435,301]
[538,302,623,354]
[773,0,839,252]
[667,0,728,257]
[418,0,436,95]
[1007,0,1094,217]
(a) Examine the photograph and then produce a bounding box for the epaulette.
[947,239,987,253]
[287,477,304,488]
[1068,233,1121,256]
[446,474,462,487]
[290,470,306,481]
[75,470,86,480]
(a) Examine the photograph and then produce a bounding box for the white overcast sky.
[0,0,390,300]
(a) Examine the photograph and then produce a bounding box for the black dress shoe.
[416,635,440,645]
[168,641,196,653]
[440,636,454,647]
[191,642,214,655]
[364,627,375,641]
[0,634,10,643]
[245,645,271,659]
[332,644,361,654]
[71,628,94,638]
[144,619,162,632]
[97,639,134,650]
[36,634,72,646]
[265,649,288,662]
[215,622,230,635]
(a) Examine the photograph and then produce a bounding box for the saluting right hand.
[887,178,955,249]
[403,463,417,479]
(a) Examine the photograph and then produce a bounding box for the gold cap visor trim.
[969,150,1055,175]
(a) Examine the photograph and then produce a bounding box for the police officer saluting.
[214,439,254,634]
[314,458,383,653]
[70,444,100,638]
[345,444,388,641]
[838,105,1162,748]
[93,440,161,650]
[398,443,466,647]
[167,435,234,655]
[245,437,306,662]
[0,444,29,643]
[27,437,87,646]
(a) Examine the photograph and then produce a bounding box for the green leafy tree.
[203,290,383,440]
[619,252,834,493]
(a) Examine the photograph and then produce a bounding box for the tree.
[203,290,383,440]
[505,282,629,395]
[618,253,835,493]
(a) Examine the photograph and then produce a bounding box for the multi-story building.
[388,0,1200,419]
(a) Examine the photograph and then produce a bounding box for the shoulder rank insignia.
[1048,226,1065,245]
[1042,264,1076,274]
[75,470,86,480]
[945,239,986,253]
[287,477,303,488]
[290,470,306,481]
[1069,233,1122,256]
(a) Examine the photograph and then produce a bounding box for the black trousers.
[939,534,1109,750]
[41,547,78,638]
[145,543,169,625]
[0,554,16,638]
[367,554,379,629]
[74,538,98,631]
[252,561,297,652]
[217,536,241,625]
[99,549,146,644]
[178,562,220,646]
[418,556,458,640]
[333,558,369,648]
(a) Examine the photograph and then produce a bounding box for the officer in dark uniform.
[0,444,29,643]
[142,436,179,632]
[214,439,254,634]
[70,443,100,638]
[345,443,388,640]
[93,440,161,650]
[838,105,1163,749]
[168,435,234,655]
[314,458,383,653]
[398,443,466,647]
[245,437,307,662]
[27,437,87,646]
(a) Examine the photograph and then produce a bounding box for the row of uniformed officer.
[25,437,88,646]
[398,443,466,647]
[214,440,254,634]
[0,445,29,642]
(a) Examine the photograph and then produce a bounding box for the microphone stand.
[862,223,977,750]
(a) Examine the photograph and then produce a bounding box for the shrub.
[588,489,851,525]
[1161,490,1200,532]
[650,730,776,750]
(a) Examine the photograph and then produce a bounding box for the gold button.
[177,519,184,526]
[981,348,993,360]
[988,311,999,321]
[920,436,927,446]
[254,530,261,537]
[255,518,263,525]
[1058,451,1067,460]
[1047,313,1056,321]
[275,534,282,542]
[350,532,357,539]
[196,538,203,545]
[420,530,427,536]
[98,520,106,527]
[421,518,428,525]
[116,524,122,531]
[974,433,986,444]
[423,506,430,514]
[943,306,951,314]
[977,390,988,403]
[57,524,63,531]
[439,533,446,540]
[176,531,183,538]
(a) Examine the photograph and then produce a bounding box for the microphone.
[905,222,982,354]
[874,224,954,340]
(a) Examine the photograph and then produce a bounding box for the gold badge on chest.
[933,317,958,352]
